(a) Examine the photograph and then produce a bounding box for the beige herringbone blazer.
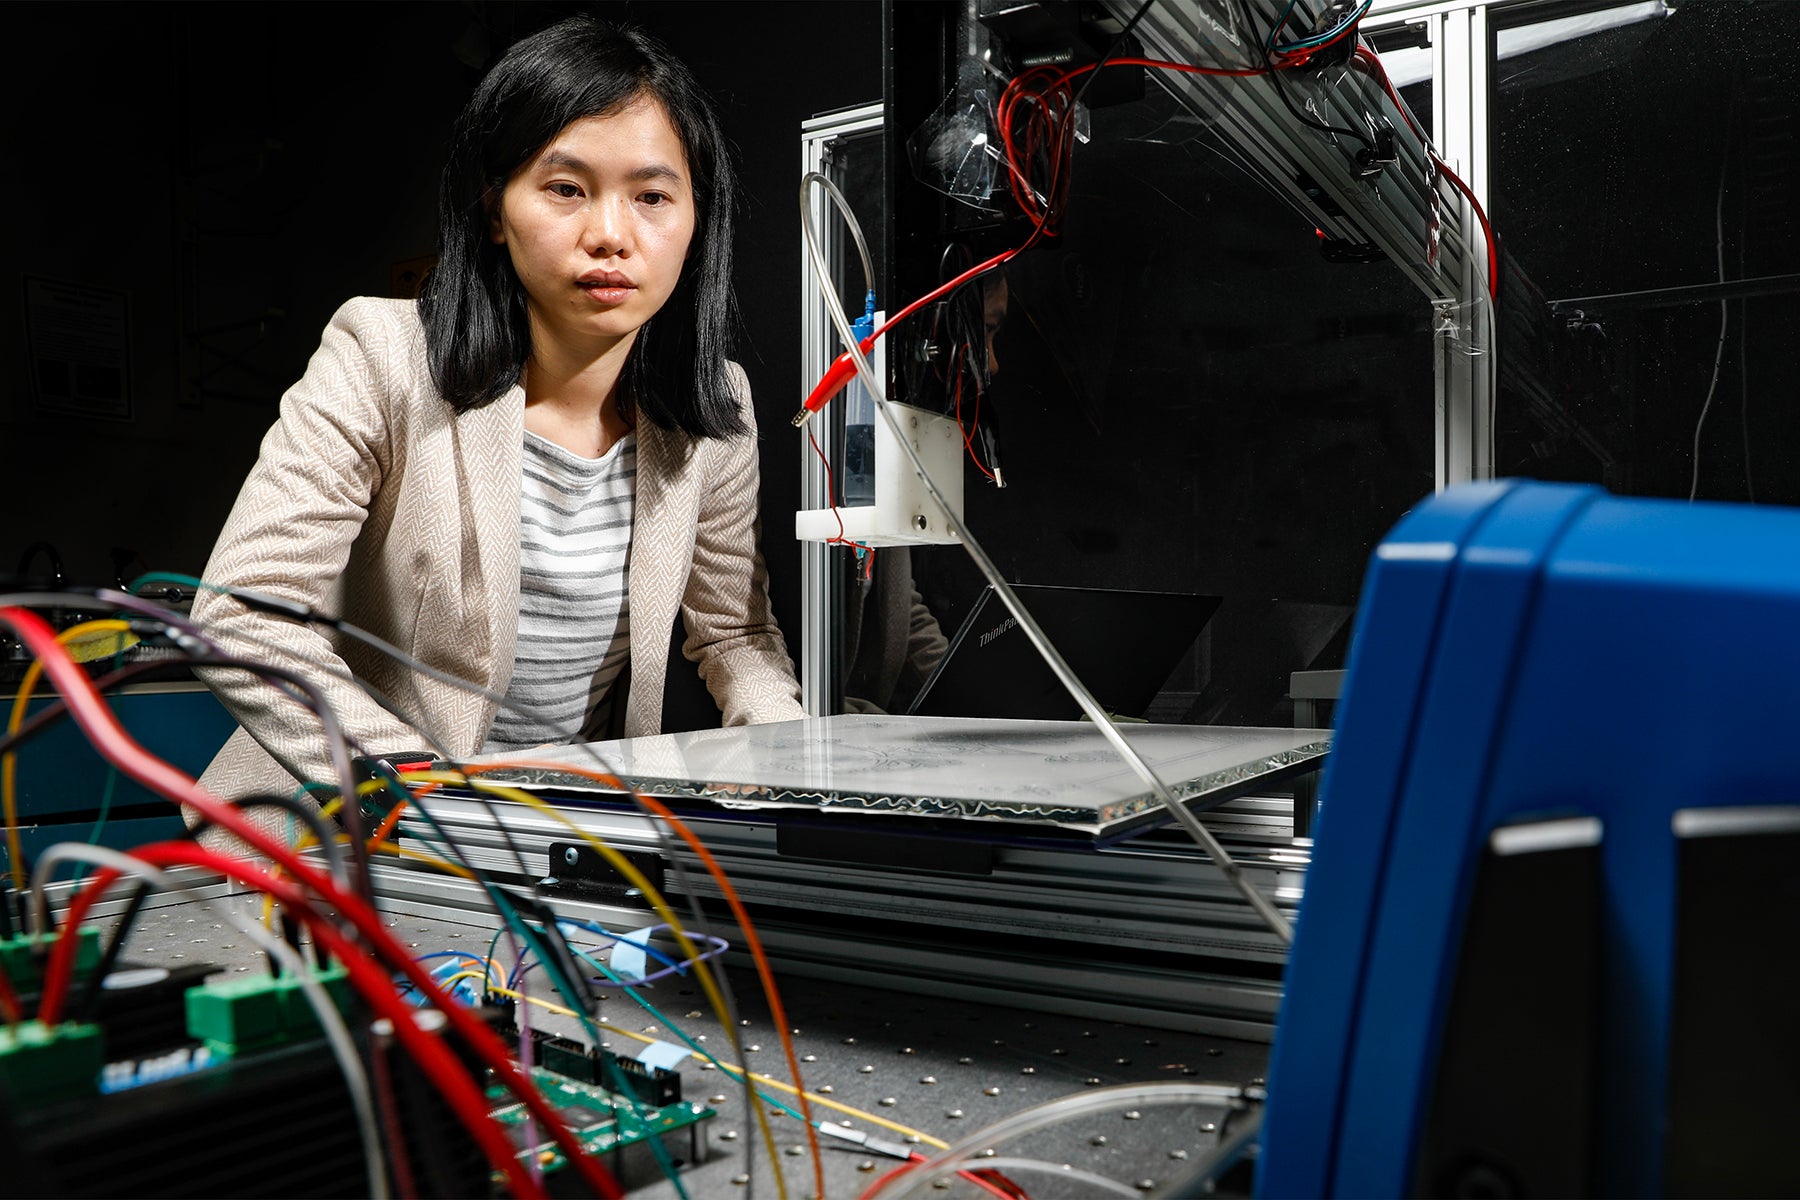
[192,297,803,801]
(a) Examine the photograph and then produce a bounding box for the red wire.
[863,1158,917,1199]
[47,859,540,1199]
[806,427,870,552]
[952,347,997,482]
[874,247,1020,348]
[1269,17,1365,67]
[0,966,20,1025]
[125,847,550,1199]
[861,1152,1032,1200]
[1352,45,1498,300]
[464,756,837,1200]
[0,606,622,1199]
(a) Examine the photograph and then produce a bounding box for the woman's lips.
[580,283,635,304]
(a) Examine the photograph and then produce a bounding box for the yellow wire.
[263,795,348,929]
[5,620,134,890]
[475,979,951,1151]
[403,769,787,1199]
[291,829,479,882]
[401,771,733,1033]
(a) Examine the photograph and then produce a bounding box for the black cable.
[0,592,374,901]
[187,792,340,864]
[1238,0,1375,150]
[0,656,359,887]
[70,881,149,1023]
[202,585,768,1159]
[1070,0,1158,111]
[223,589,752,1024]
[0,660,194,760]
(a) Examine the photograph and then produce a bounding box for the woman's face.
[492,97,696,359]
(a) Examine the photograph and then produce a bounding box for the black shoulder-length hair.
[419,16,746,438]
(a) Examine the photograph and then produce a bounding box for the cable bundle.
[0,579,845,1199]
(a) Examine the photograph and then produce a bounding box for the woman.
[193,16,804,803]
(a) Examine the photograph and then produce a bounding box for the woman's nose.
[584,198,631,259]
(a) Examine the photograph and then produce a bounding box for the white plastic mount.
[795,401,965,547]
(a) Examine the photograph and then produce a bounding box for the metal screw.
[563,847,579,867]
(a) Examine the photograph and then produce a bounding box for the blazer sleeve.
[191,298,424,790]
[678,365,807,724]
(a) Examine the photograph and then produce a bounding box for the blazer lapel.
[625,421,698,733]
[455,385,526,696]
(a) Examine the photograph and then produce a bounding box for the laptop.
[907,583,1223,721]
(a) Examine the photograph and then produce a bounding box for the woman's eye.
[548,182,582,199]
[639,191,670,207]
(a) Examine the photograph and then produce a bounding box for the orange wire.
[369,794,412,847]
[458,758,827,1200]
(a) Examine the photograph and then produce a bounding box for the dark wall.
[1491,0,1800,501]
[0,1,882,662]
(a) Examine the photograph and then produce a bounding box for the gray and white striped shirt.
[483,430,635,750]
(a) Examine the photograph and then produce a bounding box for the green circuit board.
[487,1065,713,1173]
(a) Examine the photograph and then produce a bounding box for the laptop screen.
[907,584,1223,721]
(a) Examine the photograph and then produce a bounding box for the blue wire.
[1267,0,1301,49]
[415,951,491,970]
[557,918,684,972]
[1273,0,1373,52]
[512,933,727,991]
[571,945,811,1125]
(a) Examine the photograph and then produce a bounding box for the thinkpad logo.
[979,617,1018,647]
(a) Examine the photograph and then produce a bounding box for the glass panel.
[478,714,1330,837]
[1492,0,1800,501]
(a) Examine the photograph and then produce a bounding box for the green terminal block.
[0,1020,103,1104]
[0,928,102,993]
[185,965,352,1057]
[273,965,351,1038]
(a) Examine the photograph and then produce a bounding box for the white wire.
[33,843,390,1200]
[798,172,1294,944]
[1688,147,1730,502]
[810,170,877,300]
[867,1081,1254,1198]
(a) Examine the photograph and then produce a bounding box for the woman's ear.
[486,188,506,245]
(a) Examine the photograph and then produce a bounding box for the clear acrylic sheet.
[470,714,1331,837]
